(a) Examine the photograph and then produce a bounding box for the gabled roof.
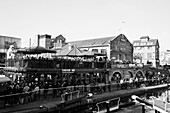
[54,44,106,57]
[55,44,82,56]
[0,35,21,40]
[133,39,159,47]
[52,34,66,42]
[16,46,56,54]
[67,36,116,48]
[0,76,11,83]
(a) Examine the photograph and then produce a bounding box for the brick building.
[110,34,133,62]
[67,34,133,61]
[37,34,133,62]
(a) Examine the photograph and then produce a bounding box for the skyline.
[0,0,170,51]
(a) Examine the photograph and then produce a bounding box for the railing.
[95,97,120,113]
[5,58,110,69]
[0,78,168,109]
[132,95,170,113]
[61,90,80,102]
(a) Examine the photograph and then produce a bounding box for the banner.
[5,41,17,49]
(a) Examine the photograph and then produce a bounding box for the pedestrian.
[23,83,30,103]
[53,84,57,98]
[23,83,30,92]
[44,82,49,98]
[129,77,133,88]
[103,83,106,92]
[120,79,124,89]
[108,81,111,92]
[33,85,39,101]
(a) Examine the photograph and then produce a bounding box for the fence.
[6,58,110,69]
[0,78,168,109]
[61,90,80,102]
[95,97,120,113]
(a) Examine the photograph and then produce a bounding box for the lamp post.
[167,75,170,102]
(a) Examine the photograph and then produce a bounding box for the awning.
[0,77,11,83]
[17,46,56,54]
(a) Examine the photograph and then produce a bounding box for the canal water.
[113,89,169,113]
[115,104,152,113]
[57,86,169,113]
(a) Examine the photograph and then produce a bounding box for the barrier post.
[106,101,110,113]
[142,104,145,113]
[70,92,72,100]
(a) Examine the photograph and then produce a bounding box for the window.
[124,54,127,60]
[101,49,107,54]
[115,45,118,50]
[135,43,139,46]
[150,42,153,45]
[92,49,98,53]
[147,53,152,60]
[118,54,122,60]
[136,47,141,50]
[147,42,151,45]
[148,46,152,49]
[140,47,144,50]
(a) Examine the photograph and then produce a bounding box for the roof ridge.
[0,35,21,39]
[68,36,116,43]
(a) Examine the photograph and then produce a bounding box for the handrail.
[61,90,80,102]
[96,97,120,113]
[5,58,109,69]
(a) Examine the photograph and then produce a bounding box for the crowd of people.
[0,73,168,109]
[1,80,40,107]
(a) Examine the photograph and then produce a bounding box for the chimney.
[37,35,40,46]
[38,34,51,48]
[140,36,150,42]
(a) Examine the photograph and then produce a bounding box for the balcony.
[5,58,110,70]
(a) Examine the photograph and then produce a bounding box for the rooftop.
[67,36,116,48]
[133,38,159,47]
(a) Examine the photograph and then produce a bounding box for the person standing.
[33,85,40,101]
[44,82,49,98]
[23,83,30,103]
[52,84,57,98]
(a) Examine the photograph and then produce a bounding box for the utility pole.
[29,38,31,48]
[37,34,40,46]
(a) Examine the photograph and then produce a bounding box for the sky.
[0,0,170,51]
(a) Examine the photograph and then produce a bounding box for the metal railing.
[61,90,80,102]
[0,78,168,109]
[6,58,110,69]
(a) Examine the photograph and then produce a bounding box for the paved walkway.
[0,84,168,113]
[0,96,61,113]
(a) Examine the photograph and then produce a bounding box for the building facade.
[67,36,115,59]
[0,35,21,66]
[160,50,170,66]
[38,34,67,51]
[133,36,160,67]
[38,34,52,49]
[67,34,133,61]
[110,34,133,62]
[37,34,133,61]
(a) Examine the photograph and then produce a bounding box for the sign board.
[111,63,143,69]
[62,69,75,73]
